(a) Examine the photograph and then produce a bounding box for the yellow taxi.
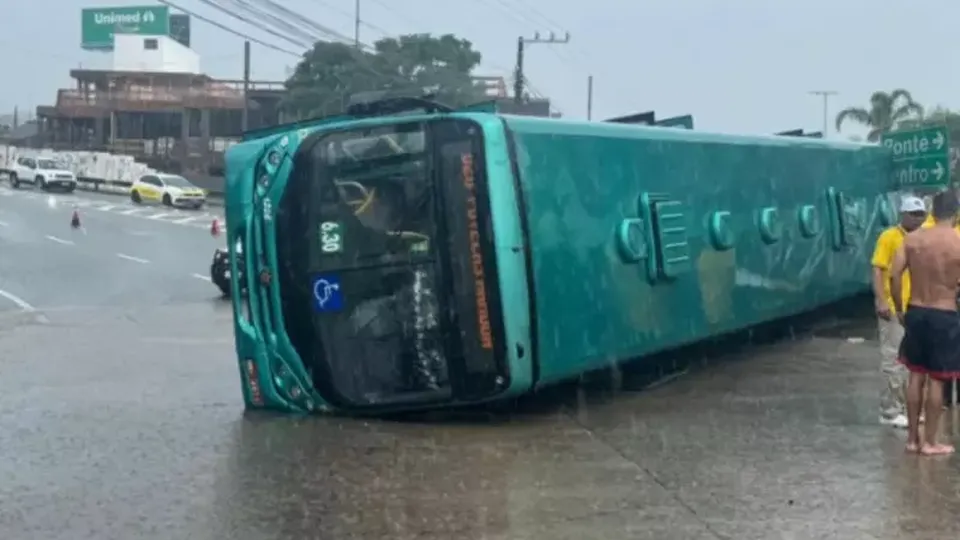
[130,173,207,209]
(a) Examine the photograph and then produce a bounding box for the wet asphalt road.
[3,185,960,539]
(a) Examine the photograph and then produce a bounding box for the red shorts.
[897,356,960,380]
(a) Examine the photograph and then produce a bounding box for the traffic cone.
[70,209,81,229]
[210,217,221,237]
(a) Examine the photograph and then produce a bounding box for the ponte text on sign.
[881,126,950,189]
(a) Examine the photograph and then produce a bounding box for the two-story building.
[34,33,284,187]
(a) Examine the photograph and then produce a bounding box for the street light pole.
[586,75,593,120]
[809,90,838,136]
[514,31,571,103]
[354,0,360,47]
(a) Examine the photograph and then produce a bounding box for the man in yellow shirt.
[872,195,928,428]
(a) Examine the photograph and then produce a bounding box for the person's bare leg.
[920,378,954,455]
[905,372,926,452]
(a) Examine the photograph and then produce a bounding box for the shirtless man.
[891,190,960,455]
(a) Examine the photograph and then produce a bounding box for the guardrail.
[75,177,131,195]
[57,87,247,110]
[73,177,224,205]
[0,171,224,205]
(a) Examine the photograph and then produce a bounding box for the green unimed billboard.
[81,5,170,50]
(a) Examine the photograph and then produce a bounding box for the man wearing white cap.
[871,195,928,427]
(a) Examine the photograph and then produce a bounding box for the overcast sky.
[6,0,957,137]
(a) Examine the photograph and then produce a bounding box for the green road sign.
[81,6,169,50]
[882,126,950,189]
[169,13,191,48]
[890,155,949,188]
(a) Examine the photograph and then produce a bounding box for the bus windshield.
[311,124,433,267]
[276,121,449,407]
[230,113,513,413]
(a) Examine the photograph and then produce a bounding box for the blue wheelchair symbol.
[312,274,343,313]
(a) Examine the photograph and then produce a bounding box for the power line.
[161,0,373,97]
[167,0,522,112]
[156,0,299,56]
[173,0,410,91]
[233,2,406,86]
[227,0,319,45]
[515,1,566,33]
[490,0,539,27]
[362,0,407,35]
[249,0,359,45]
[191,0,312,50]
[468,0,582,72]
[305,0,392,40]
[464,1,575,103]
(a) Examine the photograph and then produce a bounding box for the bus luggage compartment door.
[639,192,692,282]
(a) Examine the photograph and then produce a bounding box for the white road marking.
[116,253,149,264]
[2,188,224,228]
[0,288,36,312]
[191,273,212,282]
[44,235,74,245]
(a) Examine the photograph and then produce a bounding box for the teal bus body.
[224,110,895,414]
[503,116,891,386]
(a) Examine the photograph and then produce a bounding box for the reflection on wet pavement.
[1,302,960,539]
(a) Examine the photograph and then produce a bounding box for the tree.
[834,89,924,141]
[898,105,960,132]
[372,34,486,107]
[280,41,383,119]
[280,34,487,120]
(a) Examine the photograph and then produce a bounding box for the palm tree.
[834,89,924,141]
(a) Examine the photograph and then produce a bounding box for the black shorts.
[899,305,960,380]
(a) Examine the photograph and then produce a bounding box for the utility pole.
[514,31,571,103]
[808,90,837,136]
[586,75,593,120]
[242,41,251,132]
[354,0,360,48]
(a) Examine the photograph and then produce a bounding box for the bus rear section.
[236,116,533,413]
